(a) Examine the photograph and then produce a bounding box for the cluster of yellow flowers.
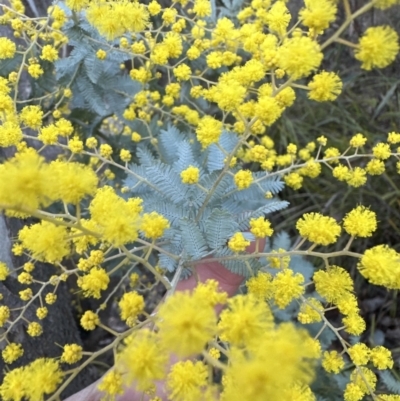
[93,280,319,401]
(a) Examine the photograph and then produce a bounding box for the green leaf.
[205,208,238,249]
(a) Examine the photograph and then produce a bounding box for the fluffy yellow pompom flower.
[157,291,217,357]
[196,116,223,148]
[346,167,367,188]
[28,64,44,79]
[117,329,168,391]
[228,232,250,252]
[296,212,341,245]
[248,145,268,163]
[18,221,69,263]
[284,172,303,189]
[372,142,391,160]
[333,294,358,317]
[2,343,23,364]
[66,0,90,11]
[140,212,170,239]
[20,105,44,129]
[222,323,316,401]
[45,293,57,305]
[246,272,273,300]
[254,96,283,126]
[80,310,100,330]
[89,186,141,246]
[249,217,273,238]
[349,367,377,394]
[0,262,9,281]
[366,159,385,175]
[308,71,342,101]
[343,206,377,238]
[265,1,291,36]
[0,149,56,212]
[234,169,253,190]
[298,298,324,324]
[0,37,16,59]
[148,0,161,16]
[181,166,200,184]
[0,122,23,148]
[218,294,273,346]
[167,361,208,401]
[193,0,211,17]
[41,45,59,62]
[322,351,345,374]
[87,2,149,40]
[355,26,399,70]
[193,279,228,307]
[99,143,113,158]
[173,64,191,81]
[358,245,400,289]
[348,343,370,366]
[0,305,10,327]
[350,133,367,148]
[313,265,353,303]
[388,131,400,144]
[49,160,98,204]
[272,269,305,309]
[299,0,337,33]
[27,322,43,337]
[61,344,83,364]
[68,137,84,154]
[77,267,110,299]
[118,292,144,326]
[343,313,366,335]
[21,359,63,401]
[0,367,25,401]
[278,36,323,79]
[98,370,124,398]
[370,346,393,370]
[212,80,247,112]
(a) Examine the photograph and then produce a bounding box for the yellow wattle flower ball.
[234,169,253,190]
[0,37,16,59]
[140,212,170,239]
[180,165,200,184]
[195,116,222,148]
[228,232,250,252]
[355,26,399,70]
[61,344,83,364]
[117,329,168,392]
[299,0,337,33]
[358,245,400,289]
[249,216,273,238]
[313,265,353,303]
[157,291,217,357]
[166,361,208,401]
[308,71,342,102]
[343,205,377,238]
[277,36,323,80]
[296,212,341,245]
[322,350,345,374]
[2,343,24,364]
[118,291,144,326]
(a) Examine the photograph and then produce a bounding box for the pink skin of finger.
[65,239,264,401]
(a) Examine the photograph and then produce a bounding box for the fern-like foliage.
[380,370,400,394]
[180,219,209,259]
[123,124,289,275]
[205,209,239,249]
